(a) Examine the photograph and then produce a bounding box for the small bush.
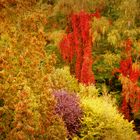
[78,83,99,98]
[48,66,79,92]
[53,90,83,138]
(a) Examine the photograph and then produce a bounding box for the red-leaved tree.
[59,11,100,85]
[114,39,140,120]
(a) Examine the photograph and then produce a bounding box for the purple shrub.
[53,90,83,137]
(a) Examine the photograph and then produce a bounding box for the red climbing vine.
[59,11,100,85]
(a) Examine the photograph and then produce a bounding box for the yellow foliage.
[103,51,121,67]
[107,29,121,46]
[46,30,65,46]
[73,96,137,140]
[47,66,79,92]
[78,83,99,98]
[92,17,110,35]
[119,0,138,20]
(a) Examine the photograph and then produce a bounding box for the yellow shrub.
[47,66,79,92]
[78,84,99,98]
[74,97,137,140]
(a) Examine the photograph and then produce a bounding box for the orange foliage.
[115,39,140,120]
[0,3,67,139]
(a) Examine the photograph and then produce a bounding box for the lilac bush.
[53,90,83,137]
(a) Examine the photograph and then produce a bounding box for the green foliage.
[74,97,137,140]
[91,0,140,112]
[103,1,120,20]
[93,52,120,81]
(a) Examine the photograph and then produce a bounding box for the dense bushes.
[74,97,137,140]
[0,4,67,139]
[0,50,67,140]
[0,0,140,139]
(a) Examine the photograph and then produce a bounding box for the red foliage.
[59,11,98,85]
[59,33,75,63]
[114,39,140,120]
[121,97,131,121]
[129,67,140,83]
[90,10,101,19]
[124,39,133,53]
[120,57,132,77]
[81,57,95,84]
[133,87,140,113]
